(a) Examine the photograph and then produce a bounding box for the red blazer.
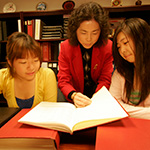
[57,39,113,101]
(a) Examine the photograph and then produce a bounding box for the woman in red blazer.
[57,2,113,107]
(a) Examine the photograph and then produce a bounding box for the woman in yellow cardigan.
[0,32,57,108]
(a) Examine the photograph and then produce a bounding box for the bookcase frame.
[0,5,149,106]
[0,5,150,65]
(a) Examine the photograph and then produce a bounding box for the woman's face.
[11,52,40,81]
[76,19,100,49]
[117,31,135,64]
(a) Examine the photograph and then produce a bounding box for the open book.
[18,86,128,134]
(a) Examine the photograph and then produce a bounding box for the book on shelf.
[24,21,27,34]
[17,19,22,32]
[42,36,61,40]
[42,25,63,39]
[43,25,63,29]
[18,86,128,134]
[42,28,63,32]
[34,19,45,40]
[0,109,60,150]
[42,34,62,37]
[27,19,35,38]
[51,42,59,60]
[42,31,61,35]
[41,42,51,61]
[2,21,7,41]
[63,14,70,38]
[0,21,2,41]
[42,26,63,33]
[42,35,62,40]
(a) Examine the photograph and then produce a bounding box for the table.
[95,117,150,150]
[0,107,96,150]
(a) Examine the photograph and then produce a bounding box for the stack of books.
[42,25,63,40]
[63,14,70,39]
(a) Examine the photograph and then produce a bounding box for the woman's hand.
[72,92,92,108]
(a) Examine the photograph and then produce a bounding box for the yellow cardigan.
[0,67,57,108]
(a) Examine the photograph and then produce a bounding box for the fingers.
[73,92,92,108]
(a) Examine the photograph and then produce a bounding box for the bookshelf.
[0,5,150,70]
[0,5,149,107]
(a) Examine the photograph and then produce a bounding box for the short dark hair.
[6,32,42,77]
[113,18,150,104]
[67,2,110,47]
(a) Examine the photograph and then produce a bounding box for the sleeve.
[57,41,77,101]
[43,68,57,102]
[118,100,150,120]
[109,70,150,120]
[109,69,124,101]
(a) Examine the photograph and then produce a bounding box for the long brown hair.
[113,18,150,104]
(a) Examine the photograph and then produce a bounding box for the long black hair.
[113,18,150,104]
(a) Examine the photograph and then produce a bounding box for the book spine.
[35,19,41,40]
[24,21,27,34]
[27,20,33,37]
[18,19,22,32]
[2,21,7,41]
[0,21,2,41]
[41,42,50,61]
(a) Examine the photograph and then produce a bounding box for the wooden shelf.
[105,5,150,12]
[0,5,149,17]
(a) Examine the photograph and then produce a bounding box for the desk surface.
[1,107,150,150]
[95,117,150,150]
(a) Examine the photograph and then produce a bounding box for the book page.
[72,86,128,131]
[19,102,76,132]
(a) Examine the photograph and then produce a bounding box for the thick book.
[0,109,60,150]
[27,20,35,38]
[41,42,51,61]
[18,86,128,134]
[95,117,150,150]
[0,21,2,41]
[2,21,7,41]
[17,19,22,32]
[34,19,45,40]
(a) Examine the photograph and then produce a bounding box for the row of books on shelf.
[40,41,59,76]
[40,42,59,61]
[63,14,70,39]
[0,17,125,41]
[25,18,125,40]
[24,19,63,40]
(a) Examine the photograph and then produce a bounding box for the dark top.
[16,96,34,108]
